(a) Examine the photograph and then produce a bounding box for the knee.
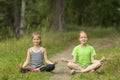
[40,64,55,72]
[20,68,29,73]
[67,62,74,67]
[50,64,55,70]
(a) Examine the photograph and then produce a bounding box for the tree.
[13,0,20,36]
[50,0,65,31]
[20,0,26,36]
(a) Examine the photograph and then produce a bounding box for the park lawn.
[0,26,119,80]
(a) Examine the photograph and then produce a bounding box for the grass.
[0,26,120,80]
[0,30,78,80]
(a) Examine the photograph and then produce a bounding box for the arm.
[91,56,106,63]
[91,56,99,63]
[61,47,77,63]
[43,48,54,64]
[22,49,30,68]
[91,56,95,62]
[61,56,76,63]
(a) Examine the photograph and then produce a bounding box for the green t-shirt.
[72,44,96,67]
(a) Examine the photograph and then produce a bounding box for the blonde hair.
[32,32,41,45]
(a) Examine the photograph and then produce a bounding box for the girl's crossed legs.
[67,57,105,73]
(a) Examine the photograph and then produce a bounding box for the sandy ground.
[49,44,76,80]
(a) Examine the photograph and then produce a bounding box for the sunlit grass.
[0,30,78,80]
[0,27,120,80]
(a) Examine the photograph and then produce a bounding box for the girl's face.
[79,32,88,45]
[32,35,40,46]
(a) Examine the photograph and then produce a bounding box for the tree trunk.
[50,0,65,31]
[13,0,20,36]
[20,0,26,36]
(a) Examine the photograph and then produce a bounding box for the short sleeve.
[91,47,96,56]
[72,47,78,57]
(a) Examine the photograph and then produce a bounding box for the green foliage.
[0,0,51,39]
[0,0,120,39]
[85,0,120,26]
[65,0,120,26]
[66,24,118,38]
[25,0,50,28]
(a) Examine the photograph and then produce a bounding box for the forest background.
[0,0,120,39]
[0,0,120,80]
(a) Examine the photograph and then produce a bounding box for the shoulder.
[40,46,45,50]
[74,45,80,49]
[86,44,95,50]
[72,45,80,56]
[73,45,80,51]
[25,47,32,55]
[40,47,46,53]
[27,47,33,52]
[73,45,80,50]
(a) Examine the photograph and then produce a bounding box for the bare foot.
[33,68,40,71]
[61,58,68,62]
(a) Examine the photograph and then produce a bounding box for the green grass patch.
[0,26,120,80]
[0,30,78,80]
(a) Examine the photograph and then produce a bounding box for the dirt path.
[49,43,76,80]
[49,38,120,80]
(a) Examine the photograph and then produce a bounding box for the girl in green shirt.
[61,31,105,74]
